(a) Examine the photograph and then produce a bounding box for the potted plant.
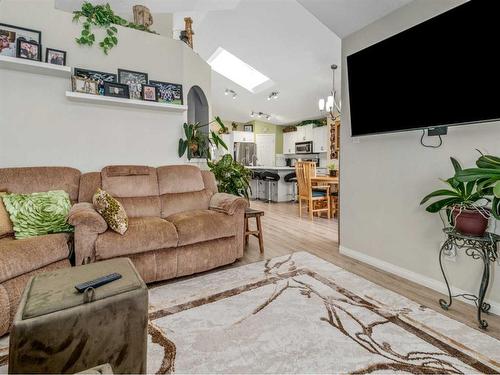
[178,117,228,160]
[420,157,490,236]
[208,154,252,199]
[327,163,337,177]
[455,152,500,220]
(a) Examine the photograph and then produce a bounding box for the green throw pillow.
[2,190,74,239]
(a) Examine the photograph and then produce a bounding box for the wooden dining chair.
[295,161,331,220]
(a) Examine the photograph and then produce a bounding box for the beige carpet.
[1,252,500,373]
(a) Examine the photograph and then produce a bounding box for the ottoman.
[8,258,148,374]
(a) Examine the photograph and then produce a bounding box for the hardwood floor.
[231,200,500,339]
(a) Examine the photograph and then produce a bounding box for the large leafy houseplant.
[73,2,155,54]
[455,153,500,220]
[208,155,252,199]
[178,117,228,160]
[420,157,491,236]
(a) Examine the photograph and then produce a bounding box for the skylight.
[207,47,271,92]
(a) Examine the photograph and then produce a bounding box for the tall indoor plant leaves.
[207,154,252,199]
[178,117,228,160]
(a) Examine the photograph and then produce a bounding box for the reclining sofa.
[0,164,248,336]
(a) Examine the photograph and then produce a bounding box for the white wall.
[340,0,500,310]
[0,0,211,172]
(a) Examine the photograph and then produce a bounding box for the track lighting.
[250,111,271,120]
[225,89,237,99]
[267,91,279,101]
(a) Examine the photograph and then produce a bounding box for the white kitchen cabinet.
[232,131,254,143]
[296,124,314,142]
[283,131,297,154]
[313,126,328,153]
[220,134,233,156]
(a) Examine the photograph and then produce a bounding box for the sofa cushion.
[0,192,14,238]
[0,233,70,283]
[101,166,159,198]
[95,217,178,260]
[160,189,212,218]
[157,165,205,194]
[0,167,81,202]
[166,209,235,247]
[93,189,128,235]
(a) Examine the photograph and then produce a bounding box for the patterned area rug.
[1,252,500,373]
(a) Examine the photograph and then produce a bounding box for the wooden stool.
[244,208,264,253]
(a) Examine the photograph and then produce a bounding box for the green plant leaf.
[425,197,461,213]
[494,181,500,198]
[450,157,462,173]
[178,139,187,158]
[420,189,459,205]
[456,168,500,182]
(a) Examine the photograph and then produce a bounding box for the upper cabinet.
[283,131,297,154]
[295,124,314,142]
[313,126,328,153]
[232,131,254,143]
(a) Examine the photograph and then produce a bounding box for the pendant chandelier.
[318,64,341,120]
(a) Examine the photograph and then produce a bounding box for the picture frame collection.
[1,23,184,105]
[1,23,67,66]
[72,67,184,105]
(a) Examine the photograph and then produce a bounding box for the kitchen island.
[247,166,295,202]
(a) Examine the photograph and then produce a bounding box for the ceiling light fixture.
[267,91,279,101]
[250,111,271,120]
[319,64,341,120]
[225,88,237,99]
[208,47,271,92]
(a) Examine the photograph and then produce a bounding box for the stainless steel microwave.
[295,141,313,154]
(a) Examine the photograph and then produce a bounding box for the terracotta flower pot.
[452,207,489,237]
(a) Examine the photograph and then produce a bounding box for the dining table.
[311,175,339,184]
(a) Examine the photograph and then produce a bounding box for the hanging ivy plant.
[73,2,155,54]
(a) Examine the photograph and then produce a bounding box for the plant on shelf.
[208,154,252,199]
[73,2,156,54]
[454,152,500,220]
[327,162,337,177]
[178,117,228,160]
[420,157,491,237]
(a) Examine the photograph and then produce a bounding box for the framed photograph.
[104,82,130,99]
[74,68,117,96]
[71,76,99,95]
[16,39,40,61]
[118,69,148,100]
[149,80,183,105]
[45,48,66,66]
[141,84,158,102]
[0,23,41,57]
[244,124,254,132]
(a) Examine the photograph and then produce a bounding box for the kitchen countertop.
[246,166,295,171]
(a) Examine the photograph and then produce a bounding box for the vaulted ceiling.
[55,0,413,124]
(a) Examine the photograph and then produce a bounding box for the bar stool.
[284,172,297,202]
[260,171,280,203]
[251,171,262,200]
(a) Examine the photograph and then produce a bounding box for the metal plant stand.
[438,227,499,330]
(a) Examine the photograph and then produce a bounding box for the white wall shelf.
[65,91,188,112]
[0,55,71,78]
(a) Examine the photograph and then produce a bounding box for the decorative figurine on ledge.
[180,17,194,49]
[133,5,153,29]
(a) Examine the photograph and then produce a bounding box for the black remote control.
[75,273,122,293]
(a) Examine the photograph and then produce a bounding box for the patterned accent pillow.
[93,189,128,235]
[0,192,14,238]
[2,190,73,239]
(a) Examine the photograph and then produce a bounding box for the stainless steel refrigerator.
[234,142,257,166]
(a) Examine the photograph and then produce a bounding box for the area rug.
[1,252,500,373]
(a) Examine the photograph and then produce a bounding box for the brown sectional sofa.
[0,164,248,336]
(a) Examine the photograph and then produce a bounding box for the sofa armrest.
[68,203,107,234]
[209,193,248,215]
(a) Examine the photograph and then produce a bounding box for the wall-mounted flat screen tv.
[347,0,500,137]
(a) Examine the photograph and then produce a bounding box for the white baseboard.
[339,245,500,316]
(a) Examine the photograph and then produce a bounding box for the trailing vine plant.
[73,2,155,54]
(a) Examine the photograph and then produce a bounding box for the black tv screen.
[347,0,500,137]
